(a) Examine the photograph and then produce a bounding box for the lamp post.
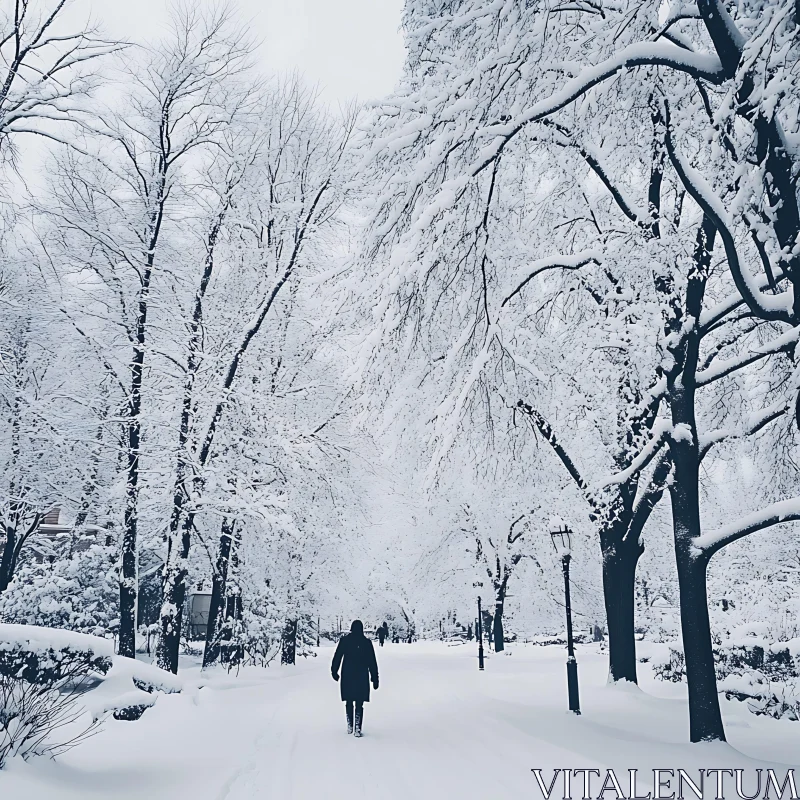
[551,524,580,715]
[477,596,485,671]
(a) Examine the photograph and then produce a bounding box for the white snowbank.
[0,624,115,658]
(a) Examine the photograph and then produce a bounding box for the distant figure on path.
[377,621,389,647]
[331,619,379,737]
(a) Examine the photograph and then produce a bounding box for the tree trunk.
[493,581,507,652]
[221,590,243,665]
[118,414,141,659]
[674,537,723,742]
[0,528,16,593]
[493,605,504,652]
[281,618,297,665]
[600,526,642,684]
[1,355,27,596]
[156,513,193,673]
[202,518,235,668]
[664,219,725,742]
[119,165,167,661]
[669,395,725,742]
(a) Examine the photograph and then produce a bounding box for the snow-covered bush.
[0,626,113,769]
[719,673,800,722]
[238,598,281,668]
[1,668,102,768]
[652,646,685,683]
[714,636,800,721]
[0,545,118,638]
[653,636,800,720]
[716,639,800,681]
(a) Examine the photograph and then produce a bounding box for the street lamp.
[550,524,580,715]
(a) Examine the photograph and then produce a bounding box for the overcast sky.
[70,0,406,104]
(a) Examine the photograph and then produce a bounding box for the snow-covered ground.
[2,641,799,799]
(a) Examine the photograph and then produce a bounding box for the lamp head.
[549,524,573,557]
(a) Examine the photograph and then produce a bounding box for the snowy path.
[3,642,799,799]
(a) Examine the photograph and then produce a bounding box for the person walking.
[331,619,379,737]
[377,621,388,647]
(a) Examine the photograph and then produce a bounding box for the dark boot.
[354,702,364,737]
[345,702,354,734]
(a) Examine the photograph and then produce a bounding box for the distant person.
[331,619,379,737]
[377,621,388,647]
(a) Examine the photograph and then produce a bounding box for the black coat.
[331,632,379,702]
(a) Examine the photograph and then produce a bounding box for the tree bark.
[674,533,723,742]
[281,618,298,665]
[669,363,725,741]
[493,596,505,653]
[0,528,16,593]
[493,577,509,652]
[600,525,642,684]
[119,169,167,660]
[156,513,192,673]
[1,344,29,596]
[202,518,235,668]
[664,216,726,742]
[118,415,140,659]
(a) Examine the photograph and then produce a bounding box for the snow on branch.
[516,400,590,496]
[626,451,672,543]
[695,327,798,386]
[592,418,672,492]
[654,5,703,42]
[699,266,786,332]
[501,250,602,308]
[540,120,649,228]
[508,513,528,545]
[662,101,794,325]
[471,42,725,175]
[699,399,791,460]
[695,497,800,556]
[0,0,124,143]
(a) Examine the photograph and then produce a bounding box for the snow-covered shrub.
[713,636,800,721]
[653,636,800,720]
[651,645,685,682]
[749,682,800,722]
[239,602,281,668]
[292,613,319,659]
[719,673,800,721]
[527,633,588,647]
[0,627,112,768]
[0,670,102,768]
[716,636,800,681]
[0,545,118,638]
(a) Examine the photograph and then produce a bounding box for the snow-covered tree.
[350,0,800,742]
[0,543,117,636]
